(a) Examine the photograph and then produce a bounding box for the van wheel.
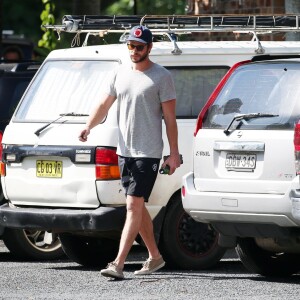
[159,194,226,269]
[2,228,64,260]
[236,237,300,277]
[59,233,119,268]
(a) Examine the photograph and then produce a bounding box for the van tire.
[59,233,119,268]
[236,237,300,277]
[2,228,64,260]
[159,194,226,270]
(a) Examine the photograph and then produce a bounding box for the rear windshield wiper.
[34,112,89,136]
[224,113,279,136]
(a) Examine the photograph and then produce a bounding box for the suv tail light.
[194,60,251,136]
[294,122,300,174]
[0,131,5,176]
[95,147,120,180]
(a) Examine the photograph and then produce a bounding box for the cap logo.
[133,28,142,38]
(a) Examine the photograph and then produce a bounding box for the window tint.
[203,62,300,130]
[167,67,229,118]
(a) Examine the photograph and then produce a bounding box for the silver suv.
[183,54,300,277]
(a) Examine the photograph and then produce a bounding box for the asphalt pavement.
[1,241,300,300]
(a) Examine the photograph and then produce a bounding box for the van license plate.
[225,153,256,170]
[36,160,62,178]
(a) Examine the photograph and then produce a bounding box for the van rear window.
[14,60,119,122]
[14,62,228,122]
[202,62,300,130]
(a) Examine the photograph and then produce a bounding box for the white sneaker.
[100,262,124,279]
[134,256,165,275]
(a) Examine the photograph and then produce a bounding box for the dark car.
[0,61,64,260]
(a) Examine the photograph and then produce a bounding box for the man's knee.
[126,195,144,213]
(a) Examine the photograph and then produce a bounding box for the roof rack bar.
[43,14,300,34]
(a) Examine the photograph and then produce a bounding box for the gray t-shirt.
[105,63,176,159]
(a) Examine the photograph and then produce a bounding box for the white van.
[2,14,300,269]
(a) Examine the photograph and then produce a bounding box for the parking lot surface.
[1,242,300,299]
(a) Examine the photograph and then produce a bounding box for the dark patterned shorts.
[118,156,160,202]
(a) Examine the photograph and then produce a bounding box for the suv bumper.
[0,203,126,232]
[182,172,299,227]
[291,189,300,222]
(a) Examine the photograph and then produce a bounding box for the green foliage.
[2,0,187,53]
[38,0,56,52]
[2,0,43,41]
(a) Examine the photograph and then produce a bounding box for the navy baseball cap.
[127,25,153,44]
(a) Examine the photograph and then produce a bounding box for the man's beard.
[130,51,148,63]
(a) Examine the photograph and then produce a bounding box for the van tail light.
[294,122,300,175]
[0,131,5,176]
[95,147,120,180]
[194,60,251,137]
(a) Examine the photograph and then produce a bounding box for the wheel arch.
[153,189,181,243]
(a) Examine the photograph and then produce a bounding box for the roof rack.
[44,14,300,34]
[43,14,300,54]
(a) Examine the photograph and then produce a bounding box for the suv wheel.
[236,237,300,277]
[159,194,226,269]
[59,233,119,268]
[2,228,64,260]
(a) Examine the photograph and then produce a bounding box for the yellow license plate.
[36,160,62,178]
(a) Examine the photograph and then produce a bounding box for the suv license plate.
[36,160,62,178]
[225,153,256,171]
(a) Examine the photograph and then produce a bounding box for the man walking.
[79,25,181,279]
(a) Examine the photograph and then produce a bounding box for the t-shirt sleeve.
[102,67,118,97]
[159,70,176,103]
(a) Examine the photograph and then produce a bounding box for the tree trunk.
[285,0,300,40]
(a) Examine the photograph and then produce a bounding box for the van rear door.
[2,59,120,208]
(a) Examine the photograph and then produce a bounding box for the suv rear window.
[203,61,300,130]
[168,66,229,118]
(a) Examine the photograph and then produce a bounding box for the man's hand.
[161,153,182,175]
[78,128,90,142]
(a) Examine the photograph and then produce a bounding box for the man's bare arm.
[79,94,116,142]
[161,99,181,175]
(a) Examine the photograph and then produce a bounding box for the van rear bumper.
[0,203,126,232]
[182,172,299,227]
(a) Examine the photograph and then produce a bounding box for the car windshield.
[203,61,300,130]
[14,60,119,122]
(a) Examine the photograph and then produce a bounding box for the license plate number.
[225,153,256,170]
[36,160,62,178]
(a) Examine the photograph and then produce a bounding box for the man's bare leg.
[139,205,161,259]
[113,195,144,269]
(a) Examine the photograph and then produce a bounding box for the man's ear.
[148,43,153,53]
